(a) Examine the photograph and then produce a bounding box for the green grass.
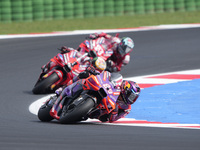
[0,11,200,35]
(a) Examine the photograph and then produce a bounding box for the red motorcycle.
[78,33,120,61]
[32,50,89,94]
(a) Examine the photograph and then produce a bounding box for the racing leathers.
[89,94,132,123]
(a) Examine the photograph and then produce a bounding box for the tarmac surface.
[0,27,200,150]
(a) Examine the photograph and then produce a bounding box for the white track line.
[0,24,200,39]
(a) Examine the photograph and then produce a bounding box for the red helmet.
[121,80,140,104]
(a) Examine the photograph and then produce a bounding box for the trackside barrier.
[0,0,200,23]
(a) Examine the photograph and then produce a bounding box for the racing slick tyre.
[38,104,54,122]
[32,72,60,94]
[59,98,95,124]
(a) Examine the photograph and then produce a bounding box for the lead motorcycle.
[78,33,120,61]
[37,71,123,124]
[32,50,89,94]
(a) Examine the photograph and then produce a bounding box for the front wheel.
[59,98,95,124]
[32,72,60,94]
[38,104,54,122]
[37,96,57,122]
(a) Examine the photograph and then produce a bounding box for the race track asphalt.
[0,27,200,150]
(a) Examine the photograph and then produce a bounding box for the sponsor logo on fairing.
[85,40,90,48]
[58,54,64,61]
[98,75,103,84]
[79,65,88,68]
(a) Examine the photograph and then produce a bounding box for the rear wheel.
[32,72,60,94]
[59,98,95,124]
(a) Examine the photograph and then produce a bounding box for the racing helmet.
[117,37,134,56]
[120,80,140,104]
[92,57,107,72]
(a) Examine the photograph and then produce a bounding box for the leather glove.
[106,60,119,72]
[106,60,114,72]
[107,60,114,67]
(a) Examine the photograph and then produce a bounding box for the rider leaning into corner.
[41,32,139,122]
[55,66,141,123]
[41,32,134,74]
[78,32,135,72]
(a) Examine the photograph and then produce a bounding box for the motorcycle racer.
[97,80,140,122]
[43,32,134,74]
[54,70,140,123]
[33,46,107,94]
[78,32,135,72]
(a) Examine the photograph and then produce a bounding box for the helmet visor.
[118,46,126,56]
[126,89,138,104]
[125,46,132,54]
[118,45,132,56]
